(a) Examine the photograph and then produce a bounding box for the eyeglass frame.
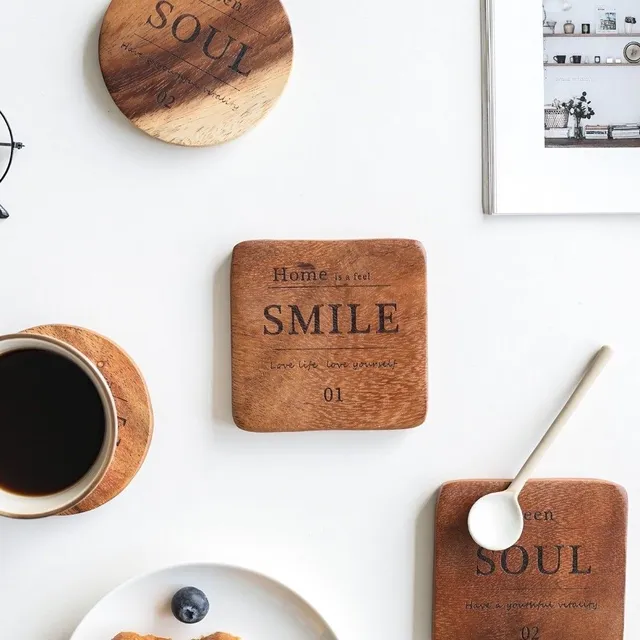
[0,109,25,219]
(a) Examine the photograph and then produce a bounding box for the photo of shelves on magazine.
[544,1,640,147]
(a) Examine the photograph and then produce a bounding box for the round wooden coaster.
[99,0,294,146]
[22,325,153,516]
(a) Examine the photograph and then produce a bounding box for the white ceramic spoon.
[467,345,613,551]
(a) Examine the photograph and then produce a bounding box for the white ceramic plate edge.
[69,562,339,640]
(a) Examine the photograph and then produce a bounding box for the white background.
[1,0,640,638]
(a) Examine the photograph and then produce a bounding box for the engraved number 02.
[156,90,176,108]
[521,627,540,640]
[324,388,343,402]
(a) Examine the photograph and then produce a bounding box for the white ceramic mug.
[0,334,118,518]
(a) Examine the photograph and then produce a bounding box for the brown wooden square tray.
[433,479,627,640]
[231,239,427,431]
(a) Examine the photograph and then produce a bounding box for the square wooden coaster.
[433,480,627,640]
[231,239,427,431]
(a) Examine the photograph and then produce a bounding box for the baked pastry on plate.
[113,635,169,640]
[113,635,170,640]
[112,633,239,640]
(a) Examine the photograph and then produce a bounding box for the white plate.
[70,563,338,640]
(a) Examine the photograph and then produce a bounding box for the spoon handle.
[509,346,613,497]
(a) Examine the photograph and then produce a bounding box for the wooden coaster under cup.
[22,325,153,516]
[433,479,627,640]
[99,0,294,146]
[231,239,428,431]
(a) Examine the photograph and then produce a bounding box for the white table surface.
[1,0,640,638]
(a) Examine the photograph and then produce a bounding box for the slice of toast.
[112,634,170,640]
[112,633,239,640]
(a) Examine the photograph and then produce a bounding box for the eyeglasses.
[0,110,25,219]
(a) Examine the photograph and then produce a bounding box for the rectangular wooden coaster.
[433,480,627,640]
[231,239,427,431]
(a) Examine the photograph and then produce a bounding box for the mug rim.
[0,333,118,519]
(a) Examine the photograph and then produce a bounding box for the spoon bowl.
[467,491,523,551]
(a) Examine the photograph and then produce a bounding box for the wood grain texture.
[22,325,153,515]
[99,0,293,146]
[231,239,427,431]
[433,479,627,640]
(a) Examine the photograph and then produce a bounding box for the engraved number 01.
[520,627,540,640]
[324,388,343,402]
[156,90,176,108]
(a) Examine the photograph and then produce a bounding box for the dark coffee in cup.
[0,333,118,518]
[554,55,567,63]
[0,349,105,496]
[571,55,582,63]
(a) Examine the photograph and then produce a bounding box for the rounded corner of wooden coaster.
[21,324,153,516]
[99,0,294,146]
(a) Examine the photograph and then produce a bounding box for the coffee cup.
[554,55,567,63]
[571,55,582,64]
[0,334,118,518]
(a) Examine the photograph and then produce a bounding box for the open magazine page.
[485,0,640,214]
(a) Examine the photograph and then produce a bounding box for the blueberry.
[171,586,210,624]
